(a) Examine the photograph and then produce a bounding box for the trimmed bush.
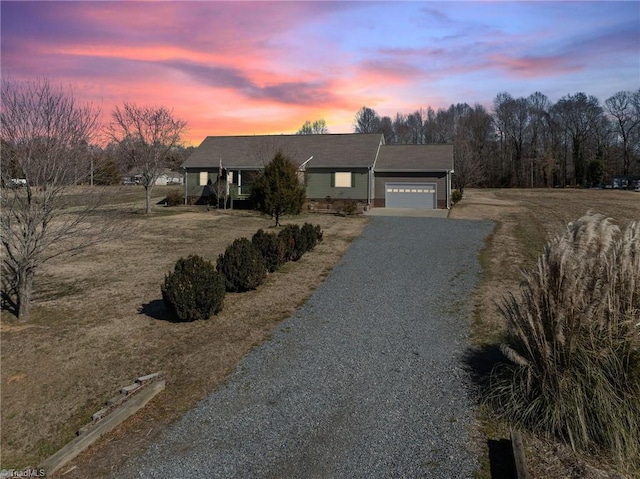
[161,255,225,321]
[490,213,640,468]
[278,224,304,261]
[301,222,321,252]
[451,189,462,204]
[217,238,266,292]
[252,229,286,273]
[342,200,357,215]
[165,189,184,207]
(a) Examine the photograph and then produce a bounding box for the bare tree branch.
[1,78,121,322]
[106,103,187,214]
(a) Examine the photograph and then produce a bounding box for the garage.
[385,182,436,209]
[373,144,454,209]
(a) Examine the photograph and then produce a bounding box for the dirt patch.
[451,188,640,479]
[0,187,367,477]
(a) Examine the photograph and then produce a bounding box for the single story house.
[182,133,454,209]
[156,170,184,186]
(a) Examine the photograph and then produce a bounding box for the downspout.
[183,167,187,205]
[369,134,384,208]
[299,155,313,170]
[447,170,454,209]
[367,166,372,208]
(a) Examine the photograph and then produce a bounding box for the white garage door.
[385,182,436,209]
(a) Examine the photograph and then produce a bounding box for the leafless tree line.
[353,89,640,190]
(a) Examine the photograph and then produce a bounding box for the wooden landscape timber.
[39,374,165,476]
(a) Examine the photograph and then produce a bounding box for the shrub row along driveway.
[121,216,495,478]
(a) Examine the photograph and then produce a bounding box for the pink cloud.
[488,53,583,78]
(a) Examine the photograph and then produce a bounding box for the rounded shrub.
[217,238,266,292]
[165,189,184,207]
[301,223,320,251]
[278,224,305,261]
[161,255,225,322]
[451,189,462,204]
[252,229,286,273]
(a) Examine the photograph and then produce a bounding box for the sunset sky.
[2,1,639,146]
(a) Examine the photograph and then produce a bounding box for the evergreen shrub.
[278,224,304,261]
[252,229,286,273]
[217,238,266,292]
[161,255,225,321]
[165,189,184,207]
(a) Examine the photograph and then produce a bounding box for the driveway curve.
[122,216,495,478]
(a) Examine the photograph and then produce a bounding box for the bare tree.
[353,106,381,134]
[296,119,328,135]
[552,93,604,186]
[605,90,640,176]
[458,104,493,187]
[211,175,228,209]
[378,115,394,144]
[107,103,187,214]
[0,78,111,322]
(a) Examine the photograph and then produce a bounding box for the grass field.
[1,186,638,478]
[450,188,640,479]
[0,185,367,476]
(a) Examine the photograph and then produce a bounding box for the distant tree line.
[351,90,640,190]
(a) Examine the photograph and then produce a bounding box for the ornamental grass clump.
[161,255,226,321]
[490,212,640,469]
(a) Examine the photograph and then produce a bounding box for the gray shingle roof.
[182,133,385,169]
[375,144,454,171]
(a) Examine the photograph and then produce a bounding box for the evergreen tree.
[250,151,305,226]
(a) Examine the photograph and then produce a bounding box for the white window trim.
[199,171,208,186]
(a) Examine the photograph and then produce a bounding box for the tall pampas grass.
[490,212,640,469]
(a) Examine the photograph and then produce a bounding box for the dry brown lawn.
[2,187,638,478]
[0,186,367,477]
[450,187,640,479]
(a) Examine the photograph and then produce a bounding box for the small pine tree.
[249,151,306,226]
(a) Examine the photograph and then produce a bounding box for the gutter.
[374,168,454,173]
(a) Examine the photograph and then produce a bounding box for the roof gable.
[183,133,384,170]
[375,144,454,171]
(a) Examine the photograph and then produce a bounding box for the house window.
[334,172,353,188]
[199,172,208,186]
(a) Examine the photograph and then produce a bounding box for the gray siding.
[305,168,369,201]
[185,169,217,201]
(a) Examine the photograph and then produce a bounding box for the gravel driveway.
[122,216,495,478]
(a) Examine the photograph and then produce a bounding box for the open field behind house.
[0,185,367,474]
[450,188,640,479]
[2,186,639,478]
[450,188,640,345]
